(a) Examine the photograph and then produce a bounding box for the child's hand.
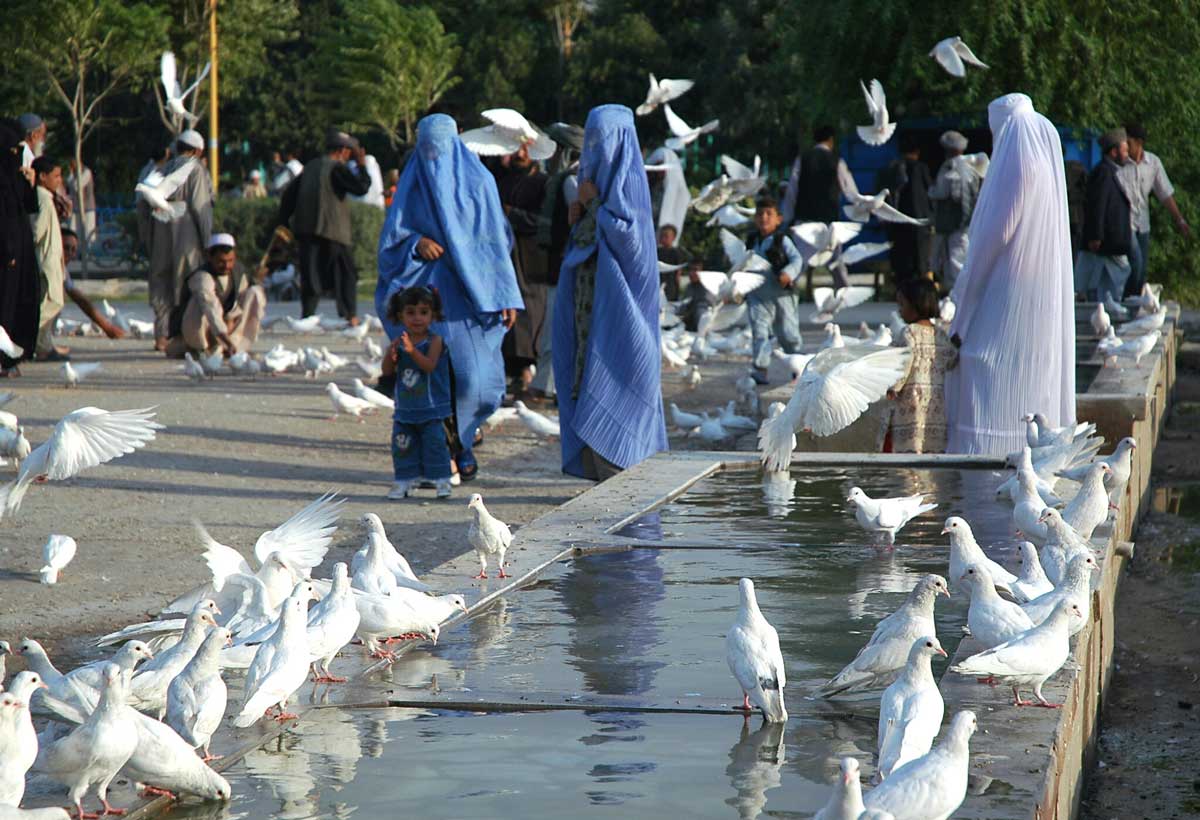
[399,331,415,354]
[886,388,898,400]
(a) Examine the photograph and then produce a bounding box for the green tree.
[9,0,169,269]
[314,1,460,147]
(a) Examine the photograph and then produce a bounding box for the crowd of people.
[0,92,1189,485]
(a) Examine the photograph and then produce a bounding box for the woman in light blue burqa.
[553,104,668,480]
[376,114,523,478]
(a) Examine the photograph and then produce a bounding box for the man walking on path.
[29,156,67,361]
[280,129,370,325]
[1118,123,1190,296]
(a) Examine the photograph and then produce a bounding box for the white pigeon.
[820,574,949,696]
[960,563,1035,648]
[353,590,450,660]
[862,711,976,820]
[36,664,137,819]
[305,562,361,682]
[459,108,555,161]
[319,346,349,370]
[691,174,735,214]
[228,351,262,378]
[725,578,787,722]
[352,377,394,410]
[181,352,206,381]
[1056,437,1136,497]
[0,641,9,691]
[0,407,162,520]
[468,493,512,579]
[1036,508,1095,587]
[513,400,559,437]
[758,346,910,470]
[127,317,155,338]
[686,364,703,389]
[669,403,703,429]
[199,349,224,378]
[351,513,432,593]
[1010,541,1054,603]
[719,400,756,432]
[820,323,846,350]
[341,321,370,341]
[877,637,946,780]
[1090,302,1111,336]
[166,626,230,760]
[789,222,864,268]
[941,516,1018,597]
[0,671,45,807]
[1102,291,1130,319]
[636,73,695,116]
[0,326,24,359]
[662,337,689,369]
[846,487,937,545]
[39,534,77,585]
[352,530,400,596]
[284,314,323,333]
[772,350,814,383]
[718,228,773,274]
[929,36,989,77]
[122,707,231,802]
[325,382,378,421]
[1100,329,1160,365]
[1021,553,1098,635]
[705,203,754,229]
[869,324,893,347]
[813,757,865,820]
[1012,463,1050,545]
[60,641,154,701]
[950,600,1081,707]
[719,154,766,197]
[127,606,220,718]
[234,595,312,727]
[995,443,1066,507]
[857,79,896,146]
[662,103,719,151]
[160,51,210,124]
[1118,305,1166,335]
[363,336,383,360]
[694,412,729,442]
[135,158,197,222]
[810,286,876,324]
[61,361,101,388]
[843,189,929,225]
[1129,282,1161,315]
[1061,462,1112,539]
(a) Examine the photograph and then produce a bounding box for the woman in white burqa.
[946,93,1075,455]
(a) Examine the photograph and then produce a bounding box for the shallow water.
[168,466,1019,820]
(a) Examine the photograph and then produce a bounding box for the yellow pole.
[208,0,219,189]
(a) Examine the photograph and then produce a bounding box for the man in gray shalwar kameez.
[146,129,212,349]
[928,130,981,289]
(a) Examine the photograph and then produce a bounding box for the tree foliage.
[313,0,459,146]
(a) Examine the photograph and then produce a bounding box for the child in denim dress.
[383,286,453,499]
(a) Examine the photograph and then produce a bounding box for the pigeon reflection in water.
[725,721,786,820]
[563,513,665,696]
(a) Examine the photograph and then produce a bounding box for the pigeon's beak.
[842,772,852,785]
[936,647,948,658]
[940,588,951,598]
[37,681,48,690]
[940,526,950,535]
[212,605,223,616]
[145,650,155,660]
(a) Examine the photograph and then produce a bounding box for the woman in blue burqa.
[376,114,524,480]
[552,104,668,480]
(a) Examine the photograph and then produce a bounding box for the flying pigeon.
[929,36,989,77]
[857,79,897,146]
[662,104,719,151]
[635,73,695,116]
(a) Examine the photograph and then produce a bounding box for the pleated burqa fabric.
[376,114,524,448]
[553,105,668,477]
[946,93,1076,455]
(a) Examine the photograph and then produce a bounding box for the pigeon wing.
[657,78,694,102]
[932,40,967,77]
[695,270,730,297]
[840,242,891,266]
[180,61,212,99]
[253,492,344,571]
[43,407,162,481]
[804,347,910,436]
[874,202,929,226]
[869,79,888,121]
[197,523,254,589]
[719,227,749,269]
[721,155,754,180]
[662,103,692,138]
[836,286,876,310]
[954,38,989,68]
[160,51,180,97]
[860,79,880,118]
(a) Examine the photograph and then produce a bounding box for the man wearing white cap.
[146,128,213,350]
[164,232,265,358]
[17,113,45,169]
[928,129,982,288]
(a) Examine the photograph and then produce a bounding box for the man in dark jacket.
[782,125,841,224]
[279,130,371,324]
[1074,128,1132,302]
[876,133,933,282]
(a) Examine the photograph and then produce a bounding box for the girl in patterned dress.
[886,278,958,453]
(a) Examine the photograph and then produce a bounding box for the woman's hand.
[576,180,598,206]
[501,308,518,329]
[416,236,445,260]
[568,201,583,225]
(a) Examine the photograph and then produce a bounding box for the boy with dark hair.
[745,196,805,385]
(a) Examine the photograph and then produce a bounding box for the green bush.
[212,197,386,283]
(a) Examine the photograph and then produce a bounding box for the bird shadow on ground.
[162,424,381,453]
[0,568,39,583]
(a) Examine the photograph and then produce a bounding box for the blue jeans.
[748,283,803,369]
[392,419,452,481]
[1124,231,1151,297]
